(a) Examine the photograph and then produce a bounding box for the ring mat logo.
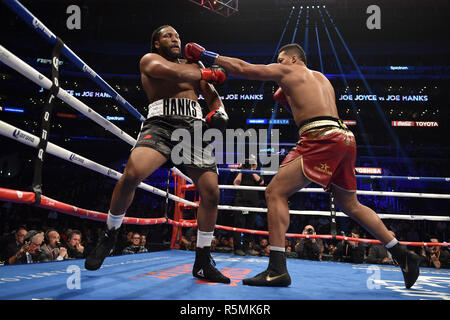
[130,264,252,286]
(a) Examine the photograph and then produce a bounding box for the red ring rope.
[0,187,448,247]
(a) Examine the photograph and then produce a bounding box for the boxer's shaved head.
[278,43,307,65]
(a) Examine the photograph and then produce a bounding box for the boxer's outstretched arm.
[140,53,201,82]
[215,56,287,82]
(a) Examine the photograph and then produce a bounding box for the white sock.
[106,210,125,230]
[197,230,214,248]
[270,246,285,252]
[385,238,399,249]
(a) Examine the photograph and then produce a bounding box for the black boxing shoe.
[243,250,291,286]
[193,247,230,284]
[85,227,119,271]
[389,243,420,289]
[242,268,291,287]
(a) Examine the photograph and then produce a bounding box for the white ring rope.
[2,119,448,222]
[0,45,136,146]
[218,185,450,199]
[0,121,196,208]
[216,206,450,221]
[171,167,194,184]
[171,172,450,221]
[1,44,188,188]
[1,46,448,222]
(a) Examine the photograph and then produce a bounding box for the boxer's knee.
[121,167,144,190]
[200,185,220,209]
[334,193,361,216]
[265,183,281,204]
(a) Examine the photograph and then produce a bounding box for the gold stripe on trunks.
[298,120,345,135]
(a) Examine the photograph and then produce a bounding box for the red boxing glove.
[200,65,226,85]
[273,87,292,114]
[205,106,228,132]
[184,42,204,62]
[273,87,289,106]
[184,42,218,65]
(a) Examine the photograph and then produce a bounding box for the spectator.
[285,238,297,258]
[115,229,132,254]
[60,228,72,244]
[181,234,196,251]
[215,235,233,253]
[2,226,27,264]
[262,245,270,257]
[40,229,68,262]
[232,156,264,256]
[64,229,85,259]
[246,240,260,256]
[365,231,397,265]
[210,237,218,252]
[140,234,147,249]
[122,232,148,254]
[420,237,450,269]
[126,231,133,245]
[295,225,323,261]
[8,230,44,264]
[228,236,234,251]
[285,238,293,251]
[322,243,337,261]
[333,229,365,264]
[179,227,197,251]
[253,237,268,255]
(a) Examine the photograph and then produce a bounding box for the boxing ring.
[0,249,449,301]
[1,0,450,302]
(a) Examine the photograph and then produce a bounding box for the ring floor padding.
[0,250,448,300]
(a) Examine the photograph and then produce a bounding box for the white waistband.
[147,98,203,120]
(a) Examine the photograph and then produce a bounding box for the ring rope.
[1,0,448,250]
[0,187,447,247]
[171,167,194,184]
[0,45,136,146]
[174,184,450,221]
[216,185,450,199]
[0,45,196,180]
[170,172,450,221]
[0,120,197,208]
[2,46,447,199]
[2,0,146,122]
[217,168,450,183]
[214,205,450,221]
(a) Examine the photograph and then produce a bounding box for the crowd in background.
[178,222,449,269]
[1,187,448,269]
[0,155,448,268]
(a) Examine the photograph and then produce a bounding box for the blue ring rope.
[2,0,146,122]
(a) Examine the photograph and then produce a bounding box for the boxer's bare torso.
[141,55,202,104]
[276,62,339,127]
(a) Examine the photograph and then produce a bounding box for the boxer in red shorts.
[184,42,420,288]
[280,117,357,192]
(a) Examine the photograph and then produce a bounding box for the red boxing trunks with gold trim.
[281,116,357,191]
